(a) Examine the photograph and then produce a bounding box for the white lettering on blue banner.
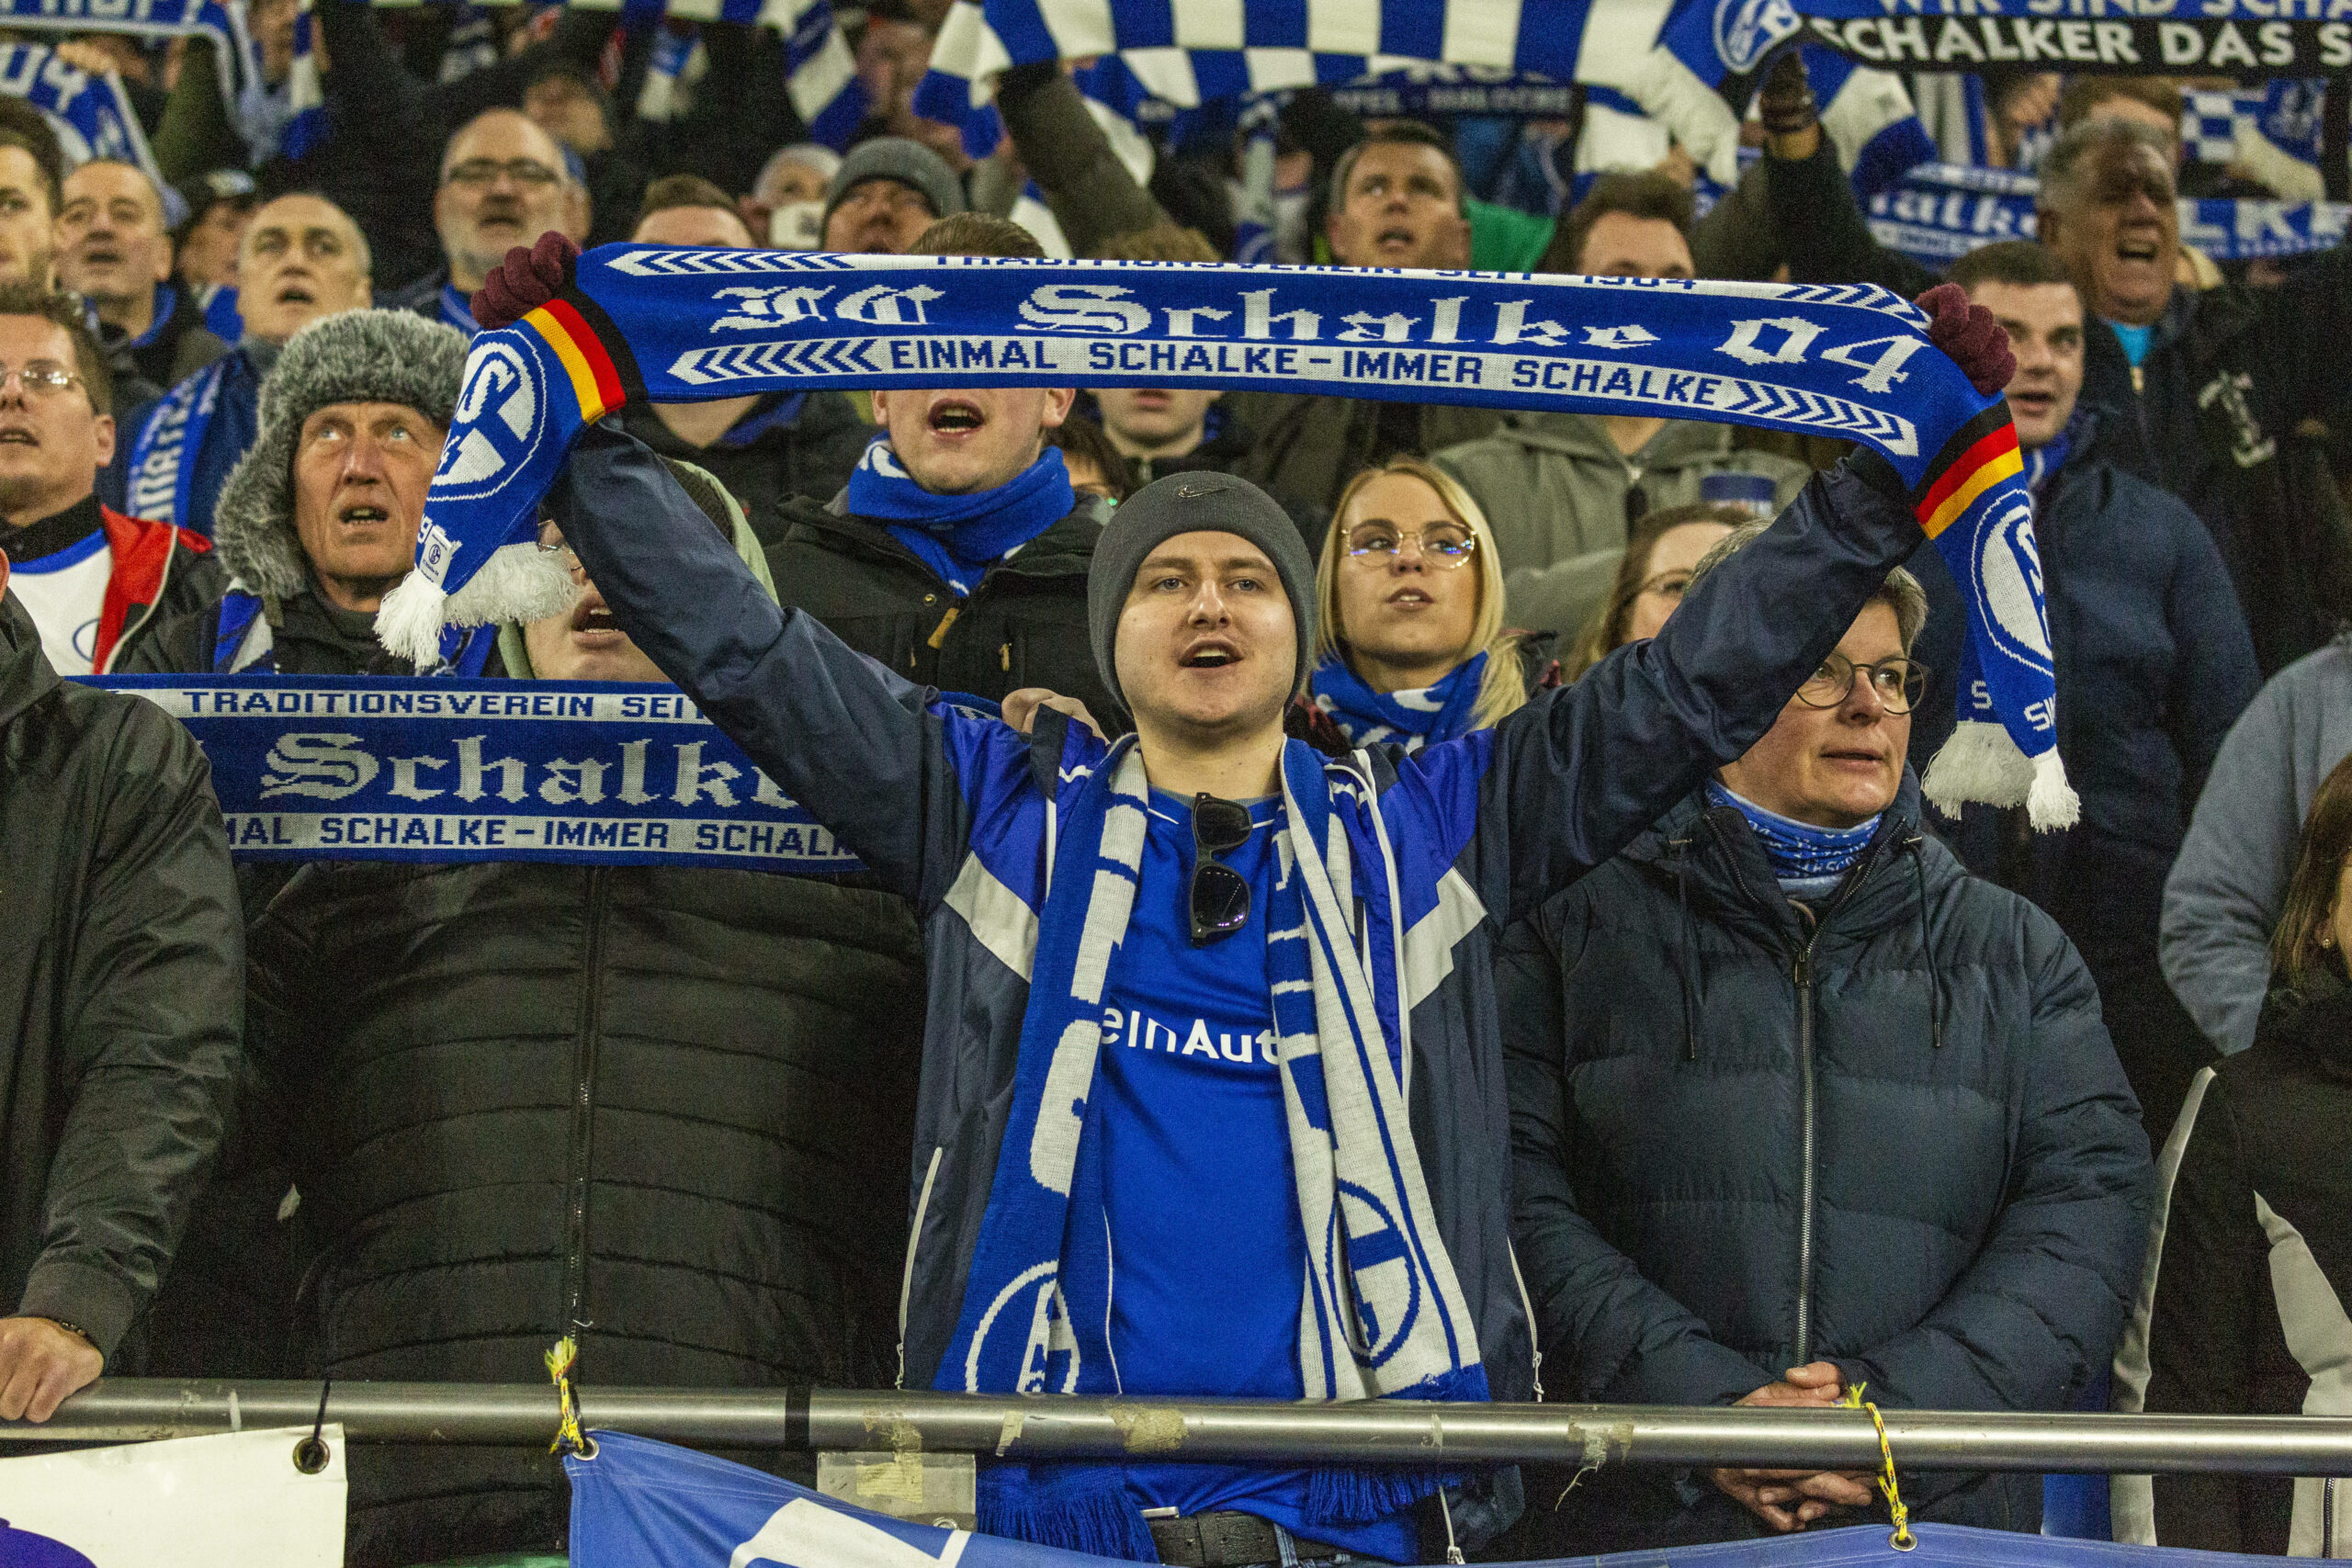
[83,674,867,876]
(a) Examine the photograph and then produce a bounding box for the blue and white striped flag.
[281,0,329,163]
[774,0,866,150]
[0,43,164,188]
[0,0,261,152]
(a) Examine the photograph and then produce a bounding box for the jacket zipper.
[99,525,174,674]
[1792,941,1819,1366]
[1507,1241,1545,1402]
[1711,818,1887,1371]
[897,1145,944,1391]
[561,870,611,1344]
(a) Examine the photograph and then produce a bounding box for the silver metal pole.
[8,1383,2352,1476]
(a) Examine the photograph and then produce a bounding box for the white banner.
[0,1426,344,1566]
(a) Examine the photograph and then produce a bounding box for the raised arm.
[1485,452,1924,925]
[546,421,974,903]
[1758,54,1941,298]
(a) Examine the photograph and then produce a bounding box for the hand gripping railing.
[7,1383,2352,1476]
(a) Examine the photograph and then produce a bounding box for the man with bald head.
[119,192,373,536]
[392,107,588,339]
[58,160,228,395]
[605,174,869,546]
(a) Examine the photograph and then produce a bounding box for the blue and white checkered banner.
[1665,0,2352,84]
[83,674,870,875]
[0,42,162,184]
[1867,162,2352,267]
[567,1429,2298,1568]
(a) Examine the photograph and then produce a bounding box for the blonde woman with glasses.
[1299,455,1554,752]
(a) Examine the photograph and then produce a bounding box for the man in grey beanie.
[124,309,477,675]
[822,135,967,254]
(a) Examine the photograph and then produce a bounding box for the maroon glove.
[471,231,580,332]
[1914,280,2014,397]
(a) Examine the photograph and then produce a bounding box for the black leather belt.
[1146,1510,1341,1567]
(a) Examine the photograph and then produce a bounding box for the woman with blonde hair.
[1303,455,1549,751]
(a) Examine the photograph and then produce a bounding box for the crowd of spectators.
[3,7,2351,1566]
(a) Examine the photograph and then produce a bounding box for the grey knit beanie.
[822,136,967,233]
[1087,473,1316,713]
[211,309,471,599]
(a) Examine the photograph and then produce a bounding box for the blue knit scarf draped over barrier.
[956,738,1483,1556]
[1311,650,1487,753]
[844,437,1076,596]
[376,249,2075,826]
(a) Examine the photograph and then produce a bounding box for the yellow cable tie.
[1842,1381,1915,1551]
[545,1334,589,1458]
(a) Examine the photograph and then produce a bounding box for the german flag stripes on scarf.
[377,249,2074,825]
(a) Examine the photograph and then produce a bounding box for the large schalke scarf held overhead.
[377,248,2075,827]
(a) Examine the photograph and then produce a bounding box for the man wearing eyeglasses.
[0,284,219,674]
[1498,518,2153,1553]
[393,107,589,341]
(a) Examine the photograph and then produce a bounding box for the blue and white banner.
[1868,162,2352,267]
[1664,0,2352,83]
[85,674,870,875]
[374,250,2074,826]
[566,1429,2292,1568]
[0,42,162,185]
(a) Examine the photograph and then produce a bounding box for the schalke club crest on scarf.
[377,251,2075,829]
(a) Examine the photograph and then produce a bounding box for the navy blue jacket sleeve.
[1834,907,2154,1413]
[547,422,971,904]
[1500,902,1776,1408]
[1482,456,1925,925]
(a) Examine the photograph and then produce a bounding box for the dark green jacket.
[763,492,1125,729]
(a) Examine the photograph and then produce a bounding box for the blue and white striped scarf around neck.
[943,736,1487,1555]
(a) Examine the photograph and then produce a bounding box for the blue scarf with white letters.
[1311,649,1487,752]
[378,251,2075,826]
[949,735,1484,1557]
[843,437,1075,597]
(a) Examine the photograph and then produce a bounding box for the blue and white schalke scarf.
[1311,650,1487,753]
[379,251,2075,826]
[844,438,1074,597]
[950,737,1482,1552]
[127,355,231,527]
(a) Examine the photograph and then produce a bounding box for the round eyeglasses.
[1342,522,1477,567]
[1795,652,1930,715]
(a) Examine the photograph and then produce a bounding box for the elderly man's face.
[2041,139,2177,327]
[435,110,587,290]
[0,314,107,525]
[1326,141,1470,271]
[0,147,54,288]
[823,176,935,254]
[291,400,442,612]
[238,194,370,344]
[633,205,752,249]
[1716,600,1912,829]
[58,162,172,319]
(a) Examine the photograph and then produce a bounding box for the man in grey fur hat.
[125,309,477,676]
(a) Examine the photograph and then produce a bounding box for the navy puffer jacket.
[1499,774,2154,1551]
